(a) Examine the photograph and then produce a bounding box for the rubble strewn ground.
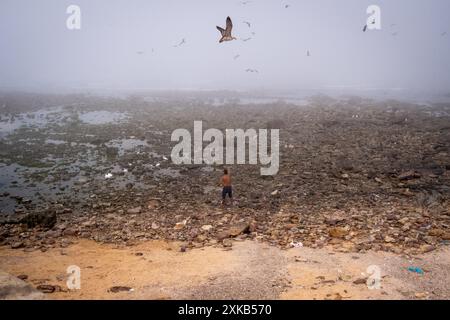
[0,91,449,258]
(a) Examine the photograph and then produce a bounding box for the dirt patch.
[1,239,449,300]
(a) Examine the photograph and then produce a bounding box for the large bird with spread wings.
[217,16,237,43]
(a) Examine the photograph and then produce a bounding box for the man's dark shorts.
[222,186,232,199]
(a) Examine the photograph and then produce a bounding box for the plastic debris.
[290,241,303,248]
[104,173,113,179]
[407,267,424,275]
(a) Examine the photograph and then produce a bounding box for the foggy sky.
[1,0,450,94]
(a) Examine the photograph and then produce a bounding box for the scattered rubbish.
[407,267,424,275]
[290,241,303,248]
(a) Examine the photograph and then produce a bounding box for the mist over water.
[0,0,449,99]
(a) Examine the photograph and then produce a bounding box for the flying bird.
[245,68,258,73]
[136,51,144,55]
[285,4,290,9]
[242,37,252,42]
[363,19,376,32]
[243,21,251,28]
[234,54,241,60]
[174,38,186,47]
[217,17,237,43]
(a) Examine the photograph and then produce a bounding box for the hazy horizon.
[1,0,450,95]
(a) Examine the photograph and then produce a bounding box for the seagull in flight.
[174,38,186,47]
[217,17,237,43]
[245,68,258,73]
[363,19,376,32]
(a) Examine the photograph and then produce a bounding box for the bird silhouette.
[217,17,237,43]
[243,21,251,28]
[174,38,186,47]
[245,68,258,73]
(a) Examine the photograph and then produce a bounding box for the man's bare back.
[221,169,232,204]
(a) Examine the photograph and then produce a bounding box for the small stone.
[127,207,142,214]
[201,225,213,232]
[398,170,421,181]
[174,220,187,230]
[329,227,349,238]
[227,222,250,237]
[17,274,28,281]
[147,199,161,210]
[11,242,24,249]
[419,245,436,253]
[151,222,159,230]
[414,292,428,299]
[108,286,132,293]
[37,284,59,293]
[222,239,233,248]
[353,278,367,285]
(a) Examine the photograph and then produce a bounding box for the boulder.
[0,271,45,300]
[20,212,57,229]
[328,227,349,238]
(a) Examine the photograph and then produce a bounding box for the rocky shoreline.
[1,92,449,255]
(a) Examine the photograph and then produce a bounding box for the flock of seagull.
[135,2,448,75]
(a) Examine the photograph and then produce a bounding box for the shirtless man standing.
[221,168,232,205]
